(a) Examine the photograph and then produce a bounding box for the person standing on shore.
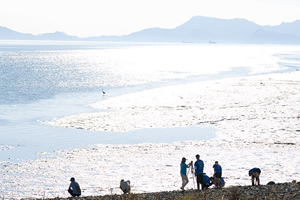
[249,167,261,186]
[68,177,81,197]
[194,154,204,191]
[213,161,222,188]
[180,157,191,190]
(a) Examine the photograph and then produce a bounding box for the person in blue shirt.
[202,173,212,189]
[180,157,191,190]
[211,176,226,188]
[220,177,225,187]
[68,177,81,197]
[249,168,261,186]
[194,154,204,190]
[213,161,222,187]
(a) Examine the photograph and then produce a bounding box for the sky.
[0,0,300,38]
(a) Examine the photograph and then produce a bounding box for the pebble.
[47,181,300,200]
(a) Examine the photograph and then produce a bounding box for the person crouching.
[202,173,212,189]
[68,177,81,197]
[211,176,225,188]
[120,179,131,194]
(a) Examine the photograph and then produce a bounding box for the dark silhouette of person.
[249,168,261,186]
[120,179,131,194]
[213,161,222,187]
[180,157,191,190]
[68,177,81,197]
[194,154,204,190]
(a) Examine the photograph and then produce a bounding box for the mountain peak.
[174,15,259,35]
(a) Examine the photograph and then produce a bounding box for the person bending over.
[249,167,261,186]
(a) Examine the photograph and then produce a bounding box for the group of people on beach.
[180,154,224,191]
[67,154,261,197]
[180,154,261,191]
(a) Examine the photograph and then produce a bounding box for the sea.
[0,40,299,161]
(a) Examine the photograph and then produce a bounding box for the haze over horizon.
[1,0,300,38]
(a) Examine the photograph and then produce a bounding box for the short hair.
[196,154,200,158]
[70,177,75,181]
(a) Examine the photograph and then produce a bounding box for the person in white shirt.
[120,179,131,194]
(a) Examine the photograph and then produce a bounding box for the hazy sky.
[0,0,299,37]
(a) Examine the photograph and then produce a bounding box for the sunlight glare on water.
[0,42,299,161]
[102,44,286,75]
[1,43,295,106]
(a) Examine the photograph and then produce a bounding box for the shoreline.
[1,71,300,199]
[37,181,300,200]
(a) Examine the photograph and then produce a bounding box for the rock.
[38,181,300,200]
[267,181,275,185]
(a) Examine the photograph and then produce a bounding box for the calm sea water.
[0,41,299,161]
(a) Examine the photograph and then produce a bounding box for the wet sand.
[1,71,299,199]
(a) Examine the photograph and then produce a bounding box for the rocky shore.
[42,181,300,200]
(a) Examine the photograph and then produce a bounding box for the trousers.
[181,174,189,189]
[196,173,204,190]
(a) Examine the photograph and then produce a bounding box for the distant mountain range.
[1,16,300,44]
